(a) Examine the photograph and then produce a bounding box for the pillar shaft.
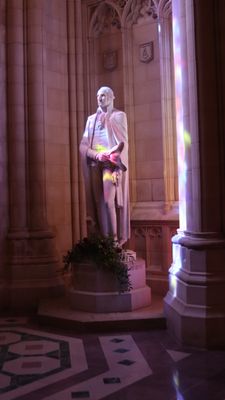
[26,0,48,230]
[67,0,86,242]
[164,0,225,348]
[0,0,8,309]
[7,0,27,232]
[6,0,64,310]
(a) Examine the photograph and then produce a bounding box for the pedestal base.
[38,294,165,332]
[69,259,151,313]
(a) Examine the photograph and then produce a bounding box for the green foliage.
[63,234,132,293]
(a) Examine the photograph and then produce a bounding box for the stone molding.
[88,0,172,37]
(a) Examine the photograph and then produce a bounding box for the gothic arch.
[85,0,177,211]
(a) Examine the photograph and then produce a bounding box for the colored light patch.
[170,274,177,297]
[184,130,191,147]
[173,371,179,387]
[168,14,188,298]
[173,371,185,400]
[95,144,108,152]
[172,15,187,232]
[103,172,113,182]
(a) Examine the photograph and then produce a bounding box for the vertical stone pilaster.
[0,0,8,308]
[7,0,27,233]
[67,0,86,242]
[164,0,225,348]
[6,0,64,310]
[157,11,178,212]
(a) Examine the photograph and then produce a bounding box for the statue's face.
[97,88,113,109]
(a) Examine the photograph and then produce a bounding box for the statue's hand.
[109,152,120,164]
[96,152,110,162]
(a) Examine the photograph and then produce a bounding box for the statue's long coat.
[80,108,130,242]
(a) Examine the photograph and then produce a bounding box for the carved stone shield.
[103,50,117,71]
[139,42,154,63]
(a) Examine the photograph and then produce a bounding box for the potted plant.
[63,234,132,293]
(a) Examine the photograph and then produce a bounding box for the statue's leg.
[102,168,117,239]
[90,166,108,236]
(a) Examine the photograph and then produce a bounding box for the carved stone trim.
[89,2,121,37]
[122,0,171,26]
[110,0,128,10]
[88,0,172,35]
[123,0,158,26]
[158,0,172,18]
[133,225,162,239]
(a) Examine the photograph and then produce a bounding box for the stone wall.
[0,0,178,309]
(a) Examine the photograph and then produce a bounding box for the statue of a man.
[80,86,130,244]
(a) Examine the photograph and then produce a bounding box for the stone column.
[0,0,7,308]
[67,0,86,241]
[7,0,27,232]
[164,0,225,347]
[6,0,64,310]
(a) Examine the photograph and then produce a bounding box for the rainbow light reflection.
[173,16,188,232]
[173,371,185,400]
[170,16,191,296]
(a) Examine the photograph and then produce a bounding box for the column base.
[164,233,225,348]
[164,292,225,348]
[8,278,65,311]
[7,230,65,311]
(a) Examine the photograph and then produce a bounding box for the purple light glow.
[169,16,191,296]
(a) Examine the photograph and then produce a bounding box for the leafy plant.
[63,234,132,293]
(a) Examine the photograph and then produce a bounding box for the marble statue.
[80,86,130,244]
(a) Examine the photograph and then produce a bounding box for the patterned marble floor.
[0,317,225,400]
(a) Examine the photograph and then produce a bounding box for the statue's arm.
[79,116,98,161]
[111,111,129,168]
[113,111,128,144]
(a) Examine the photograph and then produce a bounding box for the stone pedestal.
[69,259,151,313]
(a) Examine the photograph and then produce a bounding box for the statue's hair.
[97,86,115,99]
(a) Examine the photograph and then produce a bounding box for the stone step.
[37,294,166,333]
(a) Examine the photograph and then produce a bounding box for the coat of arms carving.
[103,50,118,71]
[139,41,154,63]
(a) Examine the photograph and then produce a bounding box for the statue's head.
[97,86,115,111]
